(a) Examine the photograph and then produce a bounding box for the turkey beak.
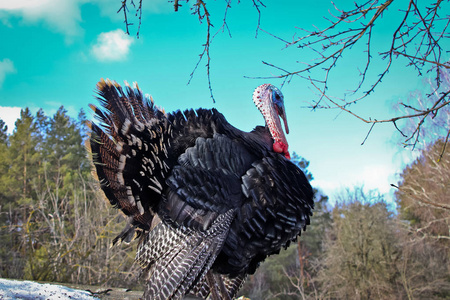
[277,103,289,135]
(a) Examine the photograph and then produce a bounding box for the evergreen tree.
[0,119,7,143]
[21,106,87,281]
[0,119,9,200]
[0,109,41,278]
[6,108,40,205]
[37,106,88,200]
[0,119,14,277]
[0,107,139,285]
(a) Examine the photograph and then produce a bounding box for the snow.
[0,279,99,300]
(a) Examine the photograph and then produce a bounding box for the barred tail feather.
[137,210,235,300]
[188,272,245,300]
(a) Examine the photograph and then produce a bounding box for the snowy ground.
[0,278,99,300]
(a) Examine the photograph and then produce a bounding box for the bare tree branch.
[253,0,450,147]
[391,184,450,211]
[187,0,215,102]
[116,1,449,147]
[118,0,143,37]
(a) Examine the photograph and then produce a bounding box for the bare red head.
[253,84,290,159]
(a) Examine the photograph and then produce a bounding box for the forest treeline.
[0,107,448,299]
[0,107,139,287]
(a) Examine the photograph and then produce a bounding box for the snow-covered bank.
[0,278,99,300]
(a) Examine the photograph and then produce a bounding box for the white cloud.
[0,0,174,40]
[0,58,16,88]
[0,0,84,38]
[0,106,21,134]
[91,29,134,62]
[311,162,400,206]
[358,164,395,194]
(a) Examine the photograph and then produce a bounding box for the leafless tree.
[267,3,449,150]
[254,0,449,148]
[394,139,450,242]
[396,67,450,154]
[314,187,450,299]
[119,0,449,146]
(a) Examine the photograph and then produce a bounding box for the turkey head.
[252,84,290,159]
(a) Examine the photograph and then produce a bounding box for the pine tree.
[0,119,14,277]
[0,109,41,278]
[0,119,7,143]
[7,108,40,205]
[0,107,140,285]
[0,119,9,200]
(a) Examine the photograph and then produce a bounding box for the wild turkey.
[89,79,314,299]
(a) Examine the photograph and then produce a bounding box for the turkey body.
[89,79,314,299]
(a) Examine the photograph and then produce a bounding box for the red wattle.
[273,142,290,159]
[273,142,284,153]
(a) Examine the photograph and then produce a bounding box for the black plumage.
[89,79,314,299]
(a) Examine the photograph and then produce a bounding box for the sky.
[0,0,443,206]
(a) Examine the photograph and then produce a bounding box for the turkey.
[88,79,314,300]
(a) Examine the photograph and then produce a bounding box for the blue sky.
[0,0,441,205]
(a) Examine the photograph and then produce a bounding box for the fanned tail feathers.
[89,78,170,228]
